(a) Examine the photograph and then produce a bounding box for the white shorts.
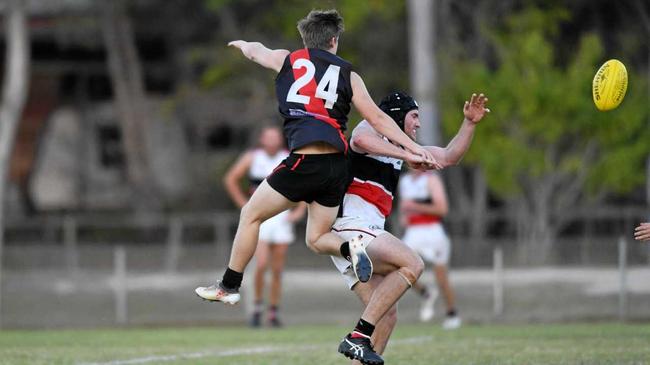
[258,210,294,244]
[402,223,451,265]
[330,216,387,290]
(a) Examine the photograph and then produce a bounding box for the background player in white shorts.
[400,170,460,329]
[331,91,489,364]
[224,126,305,327]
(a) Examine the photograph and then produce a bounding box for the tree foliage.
[440,6,649,260]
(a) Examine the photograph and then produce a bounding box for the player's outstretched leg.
[195,180,295,304]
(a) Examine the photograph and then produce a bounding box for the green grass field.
[1,323,649,365]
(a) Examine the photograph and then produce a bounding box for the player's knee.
[305,234,324,254]
[397,267,418,287]
[271,266,283,278]
[411,255,425,278]
[255,258,267,271]
[239,203,264,225]
[239,203,254,223]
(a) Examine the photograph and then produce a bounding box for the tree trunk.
[408,0,441,145]
[100,0,159,210]
[516,179,558,265]
[0,0,30,327]
[470,167,488,241]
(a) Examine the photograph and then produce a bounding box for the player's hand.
[400,200,419,214]
[409,145,442,170]
[634,222,650,241]
[464,93,490,124]
[228,40,247,49]
[405,154,432,170]
[228,40,254,58]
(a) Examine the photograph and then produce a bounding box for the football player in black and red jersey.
[195,9,436,364]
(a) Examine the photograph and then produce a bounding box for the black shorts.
[267,153,349,207]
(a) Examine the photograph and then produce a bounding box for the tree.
[440,6,650,263]
[100,0,159,210]
[0,0,30,326]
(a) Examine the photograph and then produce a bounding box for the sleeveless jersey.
[399,172,441,225]
[248,148,289,193]
[341,138,402,226]
[275,48,353,153]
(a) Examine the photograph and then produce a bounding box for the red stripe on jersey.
[407,214,441,225]
[347,180,393,217]
[290,49,348,153]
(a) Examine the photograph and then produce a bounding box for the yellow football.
[592,59,628,111]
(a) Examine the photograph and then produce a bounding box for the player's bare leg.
[306,202,373,283]
[435,264,461,329]
[412,275,438,322]
[305,202,343,255]
[339,233,422,365]
[229,181,295,271]
[195,180,295,304]
[360,234,423,324]
[268,243,289,327]
[350,274,398,365]
[435,265,455,311]
[250,240,269,327]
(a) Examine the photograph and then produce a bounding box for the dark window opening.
[206,125,233,149]
[97,125,124,168]
[87,74,113,101]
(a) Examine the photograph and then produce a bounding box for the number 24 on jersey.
[286,58,340,109]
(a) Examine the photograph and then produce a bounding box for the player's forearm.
[352,132,408,160]
[238,42,274,69]
[223,177,247,208]
[440,118,476,165]
[408,201,448,216]
[368,113,420,152]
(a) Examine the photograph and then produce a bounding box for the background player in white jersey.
[223,126,305,327]
[399,169,460,329]
[332,91,489,364]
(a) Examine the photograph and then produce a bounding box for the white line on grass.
[77,335,432,365]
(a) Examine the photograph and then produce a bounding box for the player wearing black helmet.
[333,91,489,365]
[379,92,419,131]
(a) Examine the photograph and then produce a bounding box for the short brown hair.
[297,9,344,50]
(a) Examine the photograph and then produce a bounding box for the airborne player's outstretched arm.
[350,121,427,167]
[228,40,290,73]
[350,72,440,169]
[425,93,490,168]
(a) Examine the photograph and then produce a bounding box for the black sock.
[222,267,243,290]
[447,309,457,317]
[353,318,375,338]
[340,241,350,261]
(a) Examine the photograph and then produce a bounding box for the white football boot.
[195,281,241,305]
[442,315,462,330]
[349,235,373,283]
